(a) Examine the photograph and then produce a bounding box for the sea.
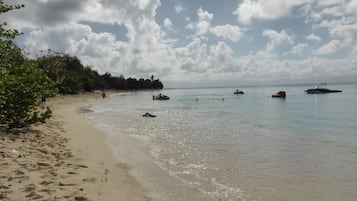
[84,84,357,201]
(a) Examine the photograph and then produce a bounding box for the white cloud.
[25,23,127,73]
[315,2,345,19]
[308,1,352,26]
[306,33,321,42]
[330,23,357,42]
[290,43,308,54]
[135,0,151,10]
[175,38,209,74]
[346,0,357,15]
[305,0,357,58]
[308,0,356,29]
[313,24,357,57]
[3,0,86,29]
[163,18,173,30]
[208,42,236,71]
[232,0,309,25]
[174,4,184,14]
[233,0,264,25]
[4,0,172,78]
[262,29,294,52]
[197,7,214,22]
[317,0,344,7]
[352,43,357,56]
[186,8,214,36]
[314,40,343,55]
[196,7,214,35]
[209,24,244,42]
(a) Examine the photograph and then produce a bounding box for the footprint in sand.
[63,152,73,158]
[74,196,88,201]
[75,164,89,169]
[58,182,77,187]
[101,169,110,182]
[14,169,25,175]
[0,191,11,200]
[82,177,96,183]
[26,191,43,199]
[39,180,54,186]
[24,183,37,192]
[0,185,10,190]
[23,183,44,199]
[37,162,51,167]
[39,188,55,194]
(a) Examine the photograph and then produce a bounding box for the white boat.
[305,84,342,94]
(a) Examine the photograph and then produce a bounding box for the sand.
[0,91,150,201]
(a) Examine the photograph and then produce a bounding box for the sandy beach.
[0,91,149,201]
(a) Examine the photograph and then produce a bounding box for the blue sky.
[3,0,357,87]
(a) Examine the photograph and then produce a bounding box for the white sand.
[0,92,150,201]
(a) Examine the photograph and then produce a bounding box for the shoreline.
[0,91,149,201]
[85,92,217,201]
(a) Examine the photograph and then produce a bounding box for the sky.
[3,0,357,88]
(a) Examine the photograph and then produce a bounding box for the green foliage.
[36,53,98,94]
[0,60,56,128]
[0,1,23,39]
[0,1,56,128]
[36,53,164,94]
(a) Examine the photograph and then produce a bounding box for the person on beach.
[102,91,106,99]
[41,96,46,109]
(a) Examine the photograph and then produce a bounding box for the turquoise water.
[86,84,357,201]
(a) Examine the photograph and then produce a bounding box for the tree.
[0,1,57,128]
[36,53,67,92]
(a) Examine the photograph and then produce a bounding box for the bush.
[0,1,57,128]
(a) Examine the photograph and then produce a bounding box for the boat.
[142,112,156,117]
[305,87,342,94]
[305,84,342,94]
[272,91,286,98]
[153,93,170,100]
[234,89,244,94]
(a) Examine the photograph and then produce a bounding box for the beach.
[0,92,149,201]
[1,86,356,201]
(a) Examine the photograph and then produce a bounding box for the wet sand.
[0,92,149,201]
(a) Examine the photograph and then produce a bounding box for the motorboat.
[305,87,342,94]
[142,112,156,117]
[272,91,286,98]
[153,93,170,100]
[305,84,342,94]
[234,89,244,94]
